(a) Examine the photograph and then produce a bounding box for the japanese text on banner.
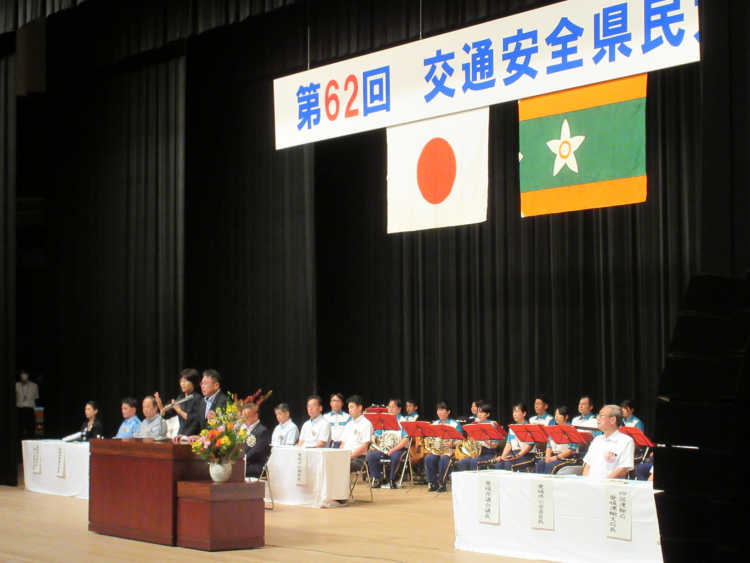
[274,0,700,149]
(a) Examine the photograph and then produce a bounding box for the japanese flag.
[387,107,489,233]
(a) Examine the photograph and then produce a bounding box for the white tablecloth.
[22,440,90,499]
[265,446,350,508]
[452,471,662,563]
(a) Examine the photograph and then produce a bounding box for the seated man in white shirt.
[271,403,300,446]
[582,404,635,479]
[323,393,351,448]
[339,395,374,472]
[297,395,332,447]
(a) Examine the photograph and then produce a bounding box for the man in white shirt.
[529,394,556,426]
[271,403,299,445]
[297,395,331,447]
[323,393,351,447]
[16,371,39,439]
[339,395,374,472]
[582,404,635,479]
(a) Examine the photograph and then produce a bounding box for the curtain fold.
[183,13,315,426]
[46,15,185,436]
[0,36,17,486]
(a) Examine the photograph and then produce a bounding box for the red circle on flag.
[417,137,456,205]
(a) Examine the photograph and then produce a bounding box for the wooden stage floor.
[0,478,539,563]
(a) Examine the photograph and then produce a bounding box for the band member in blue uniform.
[424,402,463,493]
[493,403,536,471]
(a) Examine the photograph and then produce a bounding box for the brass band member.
[424,402,463,493]
[366,399,410,489]
[535,406,579,474]
[493,403,536,471]
[457,403,498,471]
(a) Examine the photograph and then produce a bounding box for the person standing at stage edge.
[16,371,39,440]
[174,369,229,442]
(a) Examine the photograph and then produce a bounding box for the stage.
[2,475,534,563]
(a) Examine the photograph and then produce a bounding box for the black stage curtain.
[0,35,17,485]
[183,10,314,427]
[45,11,185,437]
[313,0,702,428]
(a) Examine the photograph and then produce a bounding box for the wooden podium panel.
[177,481,265,551]
[88,439,244,545]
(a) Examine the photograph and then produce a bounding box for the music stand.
[364,412,401,432]
[398,421,435,490]
[546,425,594,446]
[400,421,433,439]
[462,423,508,442]
[508,424,548,444]
[365,406,388,414]
[432,425,465,441]
[618,426,655,447]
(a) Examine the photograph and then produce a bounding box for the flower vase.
[209,461,233,483]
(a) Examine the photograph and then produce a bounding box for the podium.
[88,439,244,546]
[177,481,265,551]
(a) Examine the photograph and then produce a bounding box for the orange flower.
[227,422,234,431]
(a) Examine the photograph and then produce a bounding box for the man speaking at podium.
[174,369,228,442]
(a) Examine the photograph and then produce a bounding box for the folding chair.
[259,463,274,510]
[348,458,373,502]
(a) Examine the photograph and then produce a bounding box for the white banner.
[32,444,41,474]
[605,484,633,540]
[295,449,307,486]
[530,478,555,530]
[55,444,66,478]
[477,474,500,524]
[274,0,700,149]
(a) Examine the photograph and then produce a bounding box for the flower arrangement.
[191,390,273,464]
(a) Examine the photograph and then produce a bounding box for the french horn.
[422,436,452,456]
[370,431,400,455]
[454,437,482,460]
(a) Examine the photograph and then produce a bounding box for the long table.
[452,471,663,563]
[266,446,350,508]
[22,440,90,499]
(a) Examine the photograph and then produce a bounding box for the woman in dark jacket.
[80,400,104,441]
[155,368,203,436]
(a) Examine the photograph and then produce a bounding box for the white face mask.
[20,373,29,383]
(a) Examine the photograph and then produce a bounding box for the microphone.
[161,393,194,415]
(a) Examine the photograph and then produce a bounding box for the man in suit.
[173,369,229,442]
[241,402,271,479]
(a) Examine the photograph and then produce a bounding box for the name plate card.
[478,475,500,524]
[530,479,555,530]
[32,444,41,474]
[605,485,632,540]
[55,445,66,478]
[295,450,307,486]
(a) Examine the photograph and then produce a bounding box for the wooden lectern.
[88,439,244,546]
